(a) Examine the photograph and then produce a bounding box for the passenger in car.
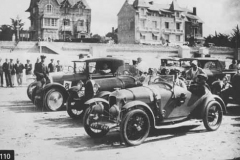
[99,63,111,74]
[189,73,210,96]
[171,69,187,89]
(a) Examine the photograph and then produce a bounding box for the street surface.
[0,86,240,160]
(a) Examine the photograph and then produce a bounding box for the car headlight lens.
[109,104,120,117]
[93,83,99,93]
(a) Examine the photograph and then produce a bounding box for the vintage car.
[83,75,226,146]
[67,75,141,119]
[161,57,229,85]
[33,57,136,111]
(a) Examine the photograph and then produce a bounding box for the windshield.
[143,75,174,85]
[75,62,86,73]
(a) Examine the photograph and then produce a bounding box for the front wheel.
[83,106,109,138]
[120,109,150,146]
[203,101,223,131]
[44,88,65,111]
[66,95,84,119]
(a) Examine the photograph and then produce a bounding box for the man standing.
[55,60,63,72]
[25,59,32,84]
[0,58,4,87]
[34,55,49,88]
[48,59,55,73]
[15,59,25,86]
[185,60,205,82]
[10,59,16,86]
[2,58,12,87]
[136,57,148,75]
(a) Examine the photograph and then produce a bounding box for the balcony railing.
[61,25,72,31]
[162,29,183,34]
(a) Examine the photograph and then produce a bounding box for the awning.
[152,33,159,36]
[140,33,147,36]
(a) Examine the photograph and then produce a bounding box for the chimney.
[193,7,196,15]
[112,27,115,33]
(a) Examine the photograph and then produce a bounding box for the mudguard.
[95,91,111,98]
[84,98,109,106]
[197,94,226,118]
[122,101,155,127]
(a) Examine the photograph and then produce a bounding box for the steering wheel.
[153,78,172,90]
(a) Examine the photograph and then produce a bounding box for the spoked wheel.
[44,89,64,111]
[27,82,37,100]
[83,105,109,138]
[66,95,84,119]
[203,101,223,131]
[120,109,150,146]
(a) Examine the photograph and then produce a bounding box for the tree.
[0,25,13,41]
[10,17,24,41]
[92,34,102,41]
[230,25,240,48]
[105,32,118,44]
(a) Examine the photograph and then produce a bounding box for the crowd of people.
[0,56,63,88]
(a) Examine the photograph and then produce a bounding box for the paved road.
[0,86,240,160]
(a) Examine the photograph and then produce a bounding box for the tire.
[66,95,84,119]
[27,82,37,100]
[31,87,37,103]
[203,101,223,131]
[120,109,150,146]
[34,97,43,109]
[83,107,109,138]
[44,88,65,111]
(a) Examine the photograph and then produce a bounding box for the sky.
[0,0,239,37]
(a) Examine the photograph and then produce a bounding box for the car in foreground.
[83,75,226,146]
[33,57,134,111]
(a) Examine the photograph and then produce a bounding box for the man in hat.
[25,59,32,84]
[14,59,25,86]
[2,58,12,87]
[185,60,205,82]
[136,57,148,76]
[0,58,4,87]
[34,55,49,88]
[48,59,55,73]
[55,60,63,72]
[10,59,16,86]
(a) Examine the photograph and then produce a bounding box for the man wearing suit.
[2,58,12,87]
[15,59,25,86]
[10,59,16,86]
[0,58,4,87]
[25,59,32,84]
[34,55,49,88]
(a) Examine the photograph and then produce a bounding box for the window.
[152,21,157,29]
[63,19,70,26]
[176,23,180,30]
[140,20,146,28]
[141,8,144,15]
[176,35,180,41]
[44,18,57,27]
[79,20,84,26]
[75,62,86,73]
[176,12,180,17]
[130,21,134,30]
[140,33,146,40]
[152,34,157,40]
[165,34,169,41]
[46,4,53,13]
[194,28,198,35]
[89,62,96,74]
[165,22,169,29]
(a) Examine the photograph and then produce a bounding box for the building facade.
[118,0,203,45]
[26,0,91,41]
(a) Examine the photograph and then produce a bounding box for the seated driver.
[99,63,111,74]
[189,73,210,96]
[185,60,205,82]
[171,69,187,89]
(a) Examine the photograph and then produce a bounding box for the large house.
[118,0,203,45]
[26,0,91,41]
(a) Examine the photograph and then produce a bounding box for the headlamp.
[93,83,99,93]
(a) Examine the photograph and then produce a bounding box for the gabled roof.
[133,0,150,8]
[185,13,203,23]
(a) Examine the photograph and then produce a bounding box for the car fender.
[122,101,155,127]
[84,98,109,106]
[43,83,69,100]
[95,91,111,99]
[196,94,226,118]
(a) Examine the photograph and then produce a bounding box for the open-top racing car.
[83,75,226,146]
